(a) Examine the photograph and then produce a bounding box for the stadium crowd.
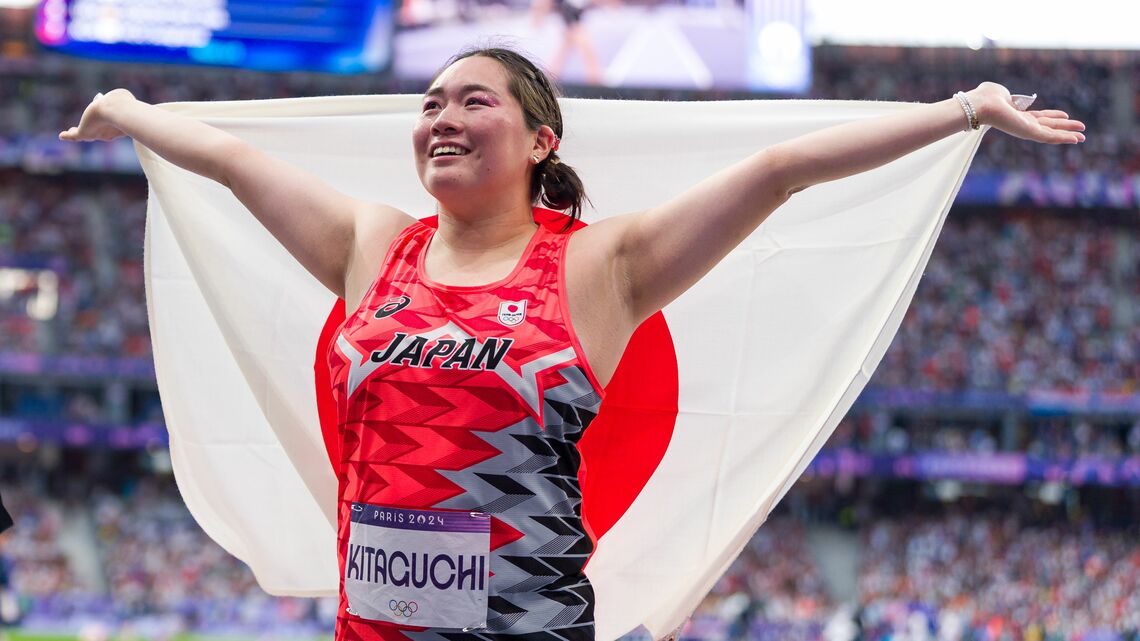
[808,48,1140,175]
[0,52,1136,412]
[874,212,1138,395]
[0,51,1135,394]
[856,514,1140,641]
[687,511,1140,641]
[90,479,333,632]
[1,47,1138,178]
[0,172,149,359]
[1,479,335,636]
[1,44,1139,641]
[1025,417,1140,460]
[0,485,77,601]
[4,179,1136,419]
[821,413,1140,460]
[4,474,1140,641]
[696,519,833,639]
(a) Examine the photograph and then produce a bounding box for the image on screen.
[34,0,395,73]
[395,0,810,92]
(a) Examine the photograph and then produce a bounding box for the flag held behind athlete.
[138,95,983,639]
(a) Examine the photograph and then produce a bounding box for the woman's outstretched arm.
[602,82,1084,324]
[60,89,412,299]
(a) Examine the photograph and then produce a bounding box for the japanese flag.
[139,95,983,639]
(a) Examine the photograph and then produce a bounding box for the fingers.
[1043,127,1084,144]
[1037,117,1086,132]
[1038,126,1084,144]
[999,99,1086,144]
[1029,113,1085,143]
[1030,109,1070,120]
[1051,132,1084,144]
[59,93,110,142]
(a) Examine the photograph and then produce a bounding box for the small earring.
[532,154,541,163]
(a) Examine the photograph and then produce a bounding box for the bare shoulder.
[565,212,638,263]
[344,203,417,309]
[355,201,417,240]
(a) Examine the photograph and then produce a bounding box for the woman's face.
[413,56,538,209]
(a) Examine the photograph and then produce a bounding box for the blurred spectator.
[0,173,149,359]
[1,478,334,635]
[824,413,1140,460]
[698,519,832,641]
[875,212,1139,395]
[858,514,1140,641]
[0,486,81,599]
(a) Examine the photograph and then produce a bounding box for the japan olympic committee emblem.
[497,300,527,327]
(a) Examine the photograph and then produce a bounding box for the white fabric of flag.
[139,95,983,639]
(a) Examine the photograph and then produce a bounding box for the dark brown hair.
[438,47,588,228]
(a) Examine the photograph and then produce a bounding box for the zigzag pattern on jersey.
[335,365,600,641]
[329,217,603,640]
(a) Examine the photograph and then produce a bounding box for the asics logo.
[375,295,411,319]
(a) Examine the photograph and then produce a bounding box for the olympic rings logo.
[389,599,419,617]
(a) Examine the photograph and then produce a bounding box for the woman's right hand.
[59,89,136,142]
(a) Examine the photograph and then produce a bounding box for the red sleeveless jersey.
[326,211,604,641]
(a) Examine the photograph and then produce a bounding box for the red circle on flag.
[313,208,679,550]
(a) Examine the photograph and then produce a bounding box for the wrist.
[97,89,138,126]
[953,92,980,131]
[964,85,1003,128]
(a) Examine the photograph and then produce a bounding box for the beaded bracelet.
[954,91,980,131]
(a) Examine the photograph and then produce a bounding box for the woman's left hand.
[969,81,1086,144]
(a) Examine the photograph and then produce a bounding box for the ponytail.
[533,152,587,230]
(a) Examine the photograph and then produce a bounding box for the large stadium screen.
[33,0,395,73]
[807,0,1140,49]
[394,0,811,92]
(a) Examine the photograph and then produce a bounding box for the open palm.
[972,81,1085,144]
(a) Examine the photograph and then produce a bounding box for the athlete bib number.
[345,503,491,630]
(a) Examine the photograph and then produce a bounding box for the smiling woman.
[58,45,1084,641]
[414,50,587,230]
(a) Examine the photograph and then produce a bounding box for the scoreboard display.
[34,0,393,73]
